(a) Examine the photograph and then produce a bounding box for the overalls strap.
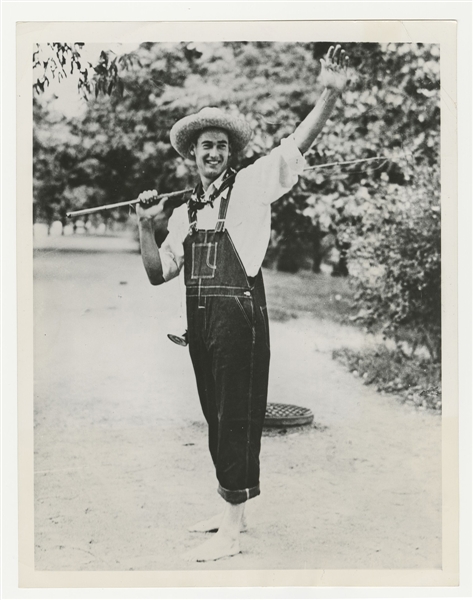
[214,184,234,233]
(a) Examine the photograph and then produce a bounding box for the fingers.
[326,44,350,69]
[138,189,158,205]
[326,45,341,63]
[333,45,341,63]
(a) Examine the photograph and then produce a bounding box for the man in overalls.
[137,45,349,562]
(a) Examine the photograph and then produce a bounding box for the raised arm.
[294,45,350,155]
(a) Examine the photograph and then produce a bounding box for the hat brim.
[170,111,252,159]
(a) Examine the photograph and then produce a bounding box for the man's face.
[192,129,231,183]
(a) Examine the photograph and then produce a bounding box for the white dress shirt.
[159,134,306,280]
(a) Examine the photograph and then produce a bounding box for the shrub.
[340,167,441,361]
[333,346,441,411]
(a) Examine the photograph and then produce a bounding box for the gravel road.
[33,240,441,571]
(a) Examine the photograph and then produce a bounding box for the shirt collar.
[204,170,228,201]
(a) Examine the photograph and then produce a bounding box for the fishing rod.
[65,157,389,219]
[66,187,194,218]
[303,156,389,171]
[64,155,389,348]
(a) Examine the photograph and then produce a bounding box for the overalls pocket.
[191,242,218,279]
[235,297,254,332]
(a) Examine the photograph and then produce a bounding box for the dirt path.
[33,243,441,571]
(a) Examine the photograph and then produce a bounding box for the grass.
[263,267,354,323]
[262,266,441,413]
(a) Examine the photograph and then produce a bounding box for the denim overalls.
[183,182,271,504]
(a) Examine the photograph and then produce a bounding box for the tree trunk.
[311,222,324,273]
[332,241,349,277]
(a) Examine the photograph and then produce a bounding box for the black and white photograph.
[9,13,465,593]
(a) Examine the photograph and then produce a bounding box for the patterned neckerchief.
[188,168,237,212]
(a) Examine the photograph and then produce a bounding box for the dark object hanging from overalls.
[183,181,271,505]
[167,332,188,346]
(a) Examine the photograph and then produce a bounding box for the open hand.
[319,45,350,93]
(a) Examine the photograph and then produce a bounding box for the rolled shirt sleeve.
[158,208,187,282]
[235,134,306,205]
[278,134,307,178]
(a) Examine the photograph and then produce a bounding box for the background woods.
[33,41,441,371]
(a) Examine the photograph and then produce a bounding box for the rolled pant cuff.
[217,483,260,504]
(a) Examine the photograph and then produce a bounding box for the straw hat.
[170,107,252,159]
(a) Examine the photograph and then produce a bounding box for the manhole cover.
[264,403,314,428]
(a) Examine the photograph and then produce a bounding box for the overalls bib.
[183,184,270,504]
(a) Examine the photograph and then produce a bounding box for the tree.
[297,42,440,358]
[33,42,441,358]
[33,98,81,226]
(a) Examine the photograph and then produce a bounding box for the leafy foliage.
[33,43,140,99]
[341,169,441,360]
[333,346,441,411]
[33,41,441,358]
[33,43,85,95]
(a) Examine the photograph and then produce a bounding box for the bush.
[333,346,441,411]
[339,167,441,361]
[300,42,441,357]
